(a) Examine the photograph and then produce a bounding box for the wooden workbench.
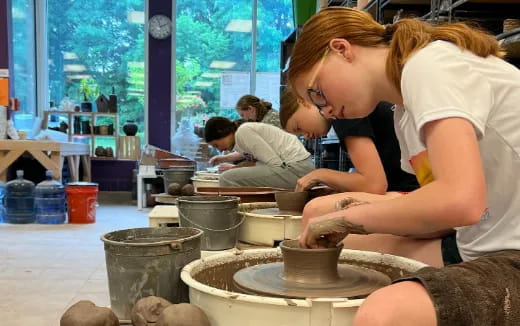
[0,140,91,182]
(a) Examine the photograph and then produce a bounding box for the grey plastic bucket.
[177,196,242,251]
[161,166,195,190]
[100,227,202,320]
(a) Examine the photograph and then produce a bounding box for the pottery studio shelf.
[42,110,119,158]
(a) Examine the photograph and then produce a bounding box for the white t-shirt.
[395,40,520,261]
[234,122,310,167]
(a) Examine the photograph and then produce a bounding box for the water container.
[172,118,201,159]
[5,170,35,224]
[35,171,67,224]
[0,181,5,222]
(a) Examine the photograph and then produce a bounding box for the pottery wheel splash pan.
[249,207,302,217]
[233,262,391,299]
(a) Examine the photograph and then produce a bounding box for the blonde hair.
[288,7,504,92]
[236,95,273,122]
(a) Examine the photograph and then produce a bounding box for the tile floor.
[0,192,149,325]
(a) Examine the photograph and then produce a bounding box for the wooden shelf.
[42,111,119,158]
[44,110,116,116]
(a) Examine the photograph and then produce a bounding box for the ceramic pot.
[95,146,106,157]
[123,120,138,136]
[81,101,92,112]
[105,147,114,157]
[275,191,309,212]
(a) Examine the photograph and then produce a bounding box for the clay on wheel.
[156,303,210,326]
[131,296,172,326]
[60,300,119,326]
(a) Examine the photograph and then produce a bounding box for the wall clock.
[148,14,172,40]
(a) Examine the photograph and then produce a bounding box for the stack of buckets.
[1,170,98,224]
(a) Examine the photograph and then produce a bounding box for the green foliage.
[44,0,292,142]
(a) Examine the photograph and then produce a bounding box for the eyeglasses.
[307,48,330,111]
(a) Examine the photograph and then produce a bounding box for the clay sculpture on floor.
[156,303,211,326]
[131,296,173,326]
[60,300,119,326]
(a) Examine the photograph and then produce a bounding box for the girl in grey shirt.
[205,117,314,189]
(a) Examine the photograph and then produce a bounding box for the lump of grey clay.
[131,296,172,326]
[180,184,195,196]
[168,183,182,196]
[157,303,211,326]
[60,300,119,326]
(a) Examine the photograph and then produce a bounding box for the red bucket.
[66,182,99,224]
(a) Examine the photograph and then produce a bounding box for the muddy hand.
[300,213,370,249]
[335,197,369,211]
[295,178,321,192]
[301,216,350,249]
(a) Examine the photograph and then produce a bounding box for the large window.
[174,0,293,135]
[47,0,145,144]
[256,1,293,109]
[11,0,36,131]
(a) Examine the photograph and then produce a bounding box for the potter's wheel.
[250,207,302,217]
[233,262,390,299]
[233,240,391,299]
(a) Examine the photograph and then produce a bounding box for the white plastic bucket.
[181,248,427,326]
[191,177,219,191]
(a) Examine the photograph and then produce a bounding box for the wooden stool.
[148,205,179,227]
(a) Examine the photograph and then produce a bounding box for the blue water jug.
[0,181,5,222]
[35,170,67,224]
[5,170,35,224]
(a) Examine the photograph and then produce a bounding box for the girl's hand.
[218,163,235,172]
[299,215,350,249]
[295,171,323,192]
[299,199,370,249]
[209,155,223,166]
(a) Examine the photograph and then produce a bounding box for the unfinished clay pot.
[275,191,309,213]
[156,303,210,326]
[233,239,391,299]
[60,300,119,326]
[131,296,172,326]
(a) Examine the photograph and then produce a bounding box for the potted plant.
[80,79,99,112]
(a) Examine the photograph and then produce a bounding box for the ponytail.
[236,94,273,121]
[288,7,505,92]
[386,19,504,89]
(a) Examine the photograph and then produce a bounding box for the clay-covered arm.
[295,136,388,195]
[301,118,486,248]
[295,136,387,194]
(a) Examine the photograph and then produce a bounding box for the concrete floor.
[0,192,149,325]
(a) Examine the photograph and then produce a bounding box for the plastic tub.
[66,182,98,223]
